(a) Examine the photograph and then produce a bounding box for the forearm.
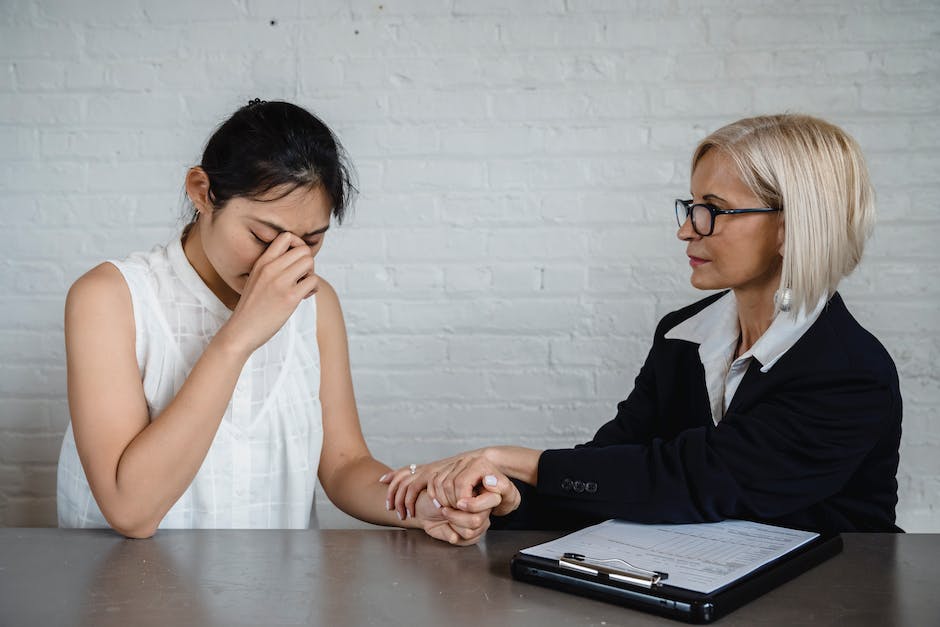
[483,446,542,486]
[107,335,249,534]
[322,455,424,529]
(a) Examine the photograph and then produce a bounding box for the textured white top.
[665,291,827,426]
[57,237,323,529]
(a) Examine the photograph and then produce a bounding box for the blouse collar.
[665,290,827,373]
[167,235,233,320]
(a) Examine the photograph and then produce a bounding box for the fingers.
[403,476,426,518]
[491,477,522,517]
[393,465,432,520]
[270,245,315,284]
[294,272,320,300]
[454,490,502,513]
[258,231,296,262]
[441,508,490,542]
[254,232,312,276]
[441,505,492,530]
[430,456,494,510]
[481,472,511,495]
[431,458,469,509]
[394,474,412,520]
[423,521,460,545]
[382,468,412,519]
[424,519,487,546]
[253,231,299,270]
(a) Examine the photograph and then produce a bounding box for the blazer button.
[585,482,597,493]
[573,480,585,493]
[561,478,573,491]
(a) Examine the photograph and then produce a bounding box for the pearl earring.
[775,287,792,313]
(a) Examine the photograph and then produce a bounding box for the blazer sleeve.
[491,319,666,529]
[534,367,897,524]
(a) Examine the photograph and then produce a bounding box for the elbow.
[115,524,158,539]
[104,508,160,539]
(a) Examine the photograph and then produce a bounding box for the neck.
[181,221,240,310]
[733,282,778,358]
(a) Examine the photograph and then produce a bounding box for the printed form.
[521,519,819,594]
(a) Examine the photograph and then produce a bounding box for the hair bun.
[247,98,266,108]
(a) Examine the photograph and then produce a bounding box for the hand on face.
[218,231,319,355]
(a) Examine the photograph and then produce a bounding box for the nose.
[677,214,699,242]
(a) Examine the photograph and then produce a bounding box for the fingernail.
[379,473,388,482]
[433,498,441,509]
[385,500,390,511]
[484,475,498,487]
[396,511,402,521]
[406,509,412,519]
[457,499,469,510]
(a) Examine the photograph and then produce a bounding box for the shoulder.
[313,277,345,337]
[66,263,132,318]
[65,263,135,343]
[313,276,341,316]
[654,291,728,339]
[807,293,898,381]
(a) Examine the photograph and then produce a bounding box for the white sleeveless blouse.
[57,237,323,529]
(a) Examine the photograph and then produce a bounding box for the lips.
[688,255,710,267]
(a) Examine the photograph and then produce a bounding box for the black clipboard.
[510,532,842,623]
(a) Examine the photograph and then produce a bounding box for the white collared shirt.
[664,291,828,426]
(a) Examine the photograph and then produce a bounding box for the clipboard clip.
[559,552,669,588]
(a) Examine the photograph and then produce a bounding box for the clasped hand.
[380,450,521,545]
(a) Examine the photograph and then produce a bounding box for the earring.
[775,287,792,313]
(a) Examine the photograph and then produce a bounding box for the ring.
[409,463,417,475]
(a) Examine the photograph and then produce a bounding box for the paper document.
[521,519,819,594]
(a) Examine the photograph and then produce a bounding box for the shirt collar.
[665,291,827,373]
[167,235,232,320]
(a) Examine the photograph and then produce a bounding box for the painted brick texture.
[1,0,938,531]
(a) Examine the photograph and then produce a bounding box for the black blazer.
[493,292,903,534]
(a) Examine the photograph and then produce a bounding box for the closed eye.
[251,231,272,246]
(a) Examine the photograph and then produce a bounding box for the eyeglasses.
[675,199,781,237]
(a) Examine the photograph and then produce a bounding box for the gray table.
[1,529,937,626]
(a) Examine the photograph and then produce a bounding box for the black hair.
[188,99,355,225]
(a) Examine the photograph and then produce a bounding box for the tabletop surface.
[1,529,937,626]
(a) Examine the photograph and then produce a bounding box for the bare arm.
[315,281,491,544]
[68,233,317,538]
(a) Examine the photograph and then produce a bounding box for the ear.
[185,167,213,218]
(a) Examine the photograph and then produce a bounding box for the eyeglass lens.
[675,201,712,236]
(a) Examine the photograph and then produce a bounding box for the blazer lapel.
[724,358,769,418]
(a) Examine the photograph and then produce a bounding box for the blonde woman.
[385,114,903,534]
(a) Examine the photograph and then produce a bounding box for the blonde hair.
[692,114,875,315]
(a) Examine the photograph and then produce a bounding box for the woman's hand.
[217,231,319,355]
[381,449,524,521]
[381,454,469,521]
[412,489,497,546]
[427,454,522,517]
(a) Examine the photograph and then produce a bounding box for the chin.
[689,270,724,292]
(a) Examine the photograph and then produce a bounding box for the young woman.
[56,100,487,544]
[385,114,903,535]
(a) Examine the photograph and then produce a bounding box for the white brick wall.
[2,0,938,531]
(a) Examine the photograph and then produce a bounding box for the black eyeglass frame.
[675,199,781,237]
